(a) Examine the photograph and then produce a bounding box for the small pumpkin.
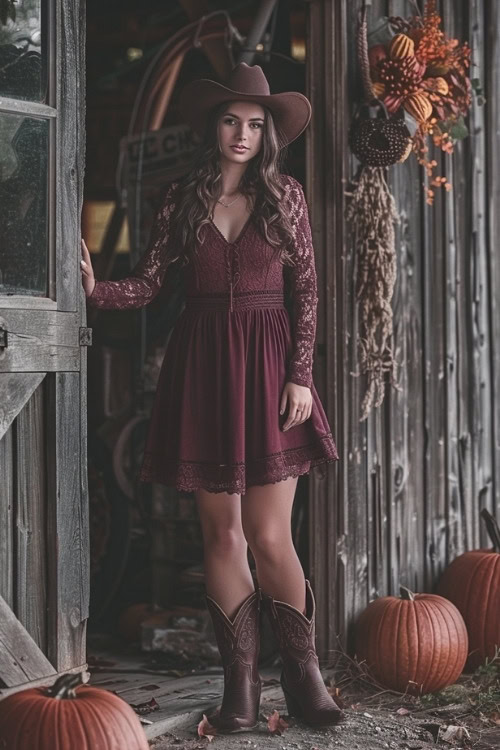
[436,508,500,671]
[423,76,449,96]
[389,33,415,60]
[403,91,433,121]
[355,586,468,695]
[0,673,149,749]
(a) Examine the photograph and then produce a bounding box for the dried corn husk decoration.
[345,166,402,420]
[346,3,404,421]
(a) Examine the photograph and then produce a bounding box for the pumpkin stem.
[45,672,85,699]
[480,508,500,553]
[399,586,415,600]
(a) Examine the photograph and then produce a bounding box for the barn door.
[0,0,88,695]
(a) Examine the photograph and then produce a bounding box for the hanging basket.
[348,100,412,167]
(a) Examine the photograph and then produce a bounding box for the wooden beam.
[307,0,349,663]
[0,594,56,687]
[46,372,88,673]
[0,311,80,373]
[0,373,45,440]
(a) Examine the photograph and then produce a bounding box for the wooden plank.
[56,0,86,311]
[88,664,283,740]
[46,373,87,672]
[0,594,56,686]
[441,1,472,565]
[307,0,349,663]
[466,0,495,548]
[0,297,58,310]
[486,0,500,523]
[15,381,48,655]
[79,324,90,623]
[0,373,45,440]
[0,310,80,373]
[387,0,426,595]
[0,97,57,118]
[0,426,14,609]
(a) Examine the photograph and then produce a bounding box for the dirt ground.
[148,656,500,750]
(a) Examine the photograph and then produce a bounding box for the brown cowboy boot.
[262,579,344,727]
[205,586,261,733]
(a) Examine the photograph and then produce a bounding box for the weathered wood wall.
[307,0,500,661]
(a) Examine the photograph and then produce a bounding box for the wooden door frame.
[306,0,349,663]
[0,0,88,694]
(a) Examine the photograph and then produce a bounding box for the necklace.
[217,194,242,208]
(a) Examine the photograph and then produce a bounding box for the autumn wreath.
[346,0,478,421]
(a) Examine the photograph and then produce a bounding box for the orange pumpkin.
[389,33,415,59]
[436,508,500,671]
[424,77,449,96]
[403,92,433,121]
[0,673,149,749]
[355,586,468,695]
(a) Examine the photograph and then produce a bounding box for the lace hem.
[139,433,339,494]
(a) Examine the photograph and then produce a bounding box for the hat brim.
[179,78,311,146]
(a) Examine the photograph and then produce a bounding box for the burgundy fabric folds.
[88,174,340,494]
[139,294,338,493]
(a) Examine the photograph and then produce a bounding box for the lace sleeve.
[87,182,178,309]
[284,175,319,389]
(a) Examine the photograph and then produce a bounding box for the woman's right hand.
[80,238,96,298]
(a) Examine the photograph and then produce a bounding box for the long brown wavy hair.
[164,100,297,271]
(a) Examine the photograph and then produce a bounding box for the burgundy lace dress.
[87,174,339,493]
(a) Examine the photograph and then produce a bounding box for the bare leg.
[241,476,306,612]
[195,488,255,619]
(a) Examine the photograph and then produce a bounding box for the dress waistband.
[184,290,285,312]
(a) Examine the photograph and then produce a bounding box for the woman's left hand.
[280,382,313,431]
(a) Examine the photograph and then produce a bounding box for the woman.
[81,62,343,732]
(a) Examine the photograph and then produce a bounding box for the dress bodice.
[184,216,285,302]
[87,174,319,388]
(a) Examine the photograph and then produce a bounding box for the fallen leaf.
[396,707,410,715]
[130,696,159,715]
[197,714,217,741]
[267,709,289,735]
[441,725,471,743]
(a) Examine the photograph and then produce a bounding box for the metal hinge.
[0,325,7,348]
[79,327,92,346]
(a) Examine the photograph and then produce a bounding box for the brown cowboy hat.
[178,62,312,146]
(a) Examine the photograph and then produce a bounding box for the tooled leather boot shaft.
[262,579,344,727]
[205,588,262,732]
